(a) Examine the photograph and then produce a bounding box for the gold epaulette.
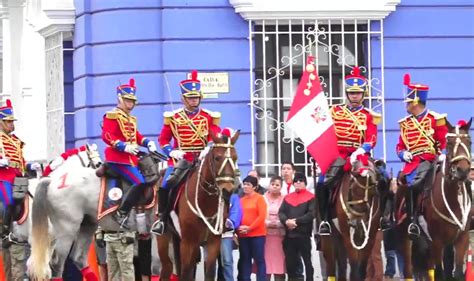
[163,111,173,125]
[398,115,410,123]
[429,111,447,126]
[202,109,221,125]
[365,108,382,125]
[105,110,118,119]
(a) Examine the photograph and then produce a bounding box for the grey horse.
[28,145,158,280]
[29,145,103,280]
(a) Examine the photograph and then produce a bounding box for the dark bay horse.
[396,119,472,281]
[157,130,240,281]
[321,155,381,281]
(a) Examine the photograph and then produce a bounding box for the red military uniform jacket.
[102,108,148,166]
[396,110,447,174]
[0,132,26,183]
[159,108,221,165]
[331,104,380,158]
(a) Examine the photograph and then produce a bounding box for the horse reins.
[184,138,238,235]
[339,162,379,250]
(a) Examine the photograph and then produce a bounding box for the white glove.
[0,158,9,167]
[402,151,413,163]
[49,157,64,170]
[350,147,367,164]
[225,218,235,230]
[30,162,42,171]
[438,154,446,163]
[169,150,185,160]
[199,146,211,160]
[147,141,157,153]
[124,144,139,155]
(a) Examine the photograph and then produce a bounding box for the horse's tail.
[29,178,52,279]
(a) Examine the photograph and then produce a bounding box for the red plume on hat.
[352,66,361,76]
[191,70,198,81]
[6,99,12,108]
[403,74,411,86]
[129,78,135,88]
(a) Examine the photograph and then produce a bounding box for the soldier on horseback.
[0,99,41,248]
[151,70,221,235]
[396,74,448,239]
[317,66,386,235]
[101,79,158,228]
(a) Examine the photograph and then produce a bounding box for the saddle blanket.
[97,177,156,220]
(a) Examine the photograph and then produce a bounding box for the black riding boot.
[380,193,394,231]
[166,160,192,189]
[114,183,147,229]
[151,188,169,235]
[378,176,394,231]
[2,205,15,249]
[407,188,420,240]
[317,187,331,235]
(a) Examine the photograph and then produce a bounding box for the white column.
[37,0,74,160]
[2,0,23,105]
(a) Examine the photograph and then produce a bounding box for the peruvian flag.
[285,56,339,174]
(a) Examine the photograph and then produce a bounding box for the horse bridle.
[75,144,102,169]
[445,126,471,178]
[184,138,238,235]
[211,138,239,184]
[430,125,472,230]
[347,164,377,211]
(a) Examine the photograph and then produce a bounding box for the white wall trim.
[37,8,75,37]
[229,0,400,21]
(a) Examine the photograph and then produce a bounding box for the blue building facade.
[70,0,473,175]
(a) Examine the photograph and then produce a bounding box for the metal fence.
[249,19,386,178]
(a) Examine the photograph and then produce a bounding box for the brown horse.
[321,155,381,281]
[395,118,472,281]
[156,130,240,281]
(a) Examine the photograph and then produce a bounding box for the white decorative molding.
[37,8,74,37]
[229,0,401,21]
[33,0,75,37]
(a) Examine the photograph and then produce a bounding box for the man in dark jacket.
[279,173,315,281]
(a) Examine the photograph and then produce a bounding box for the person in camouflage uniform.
[2,242,29,281]
[104,230,136,280]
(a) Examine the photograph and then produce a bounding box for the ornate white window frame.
[229,0,401,178]
[229,0,400,21]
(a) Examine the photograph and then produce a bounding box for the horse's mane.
[42,145,88,177]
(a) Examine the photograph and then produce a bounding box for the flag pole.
[311,158,322,238]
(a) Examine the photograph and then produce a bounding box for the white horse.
[29,144,160,280]
[29,144,103,280]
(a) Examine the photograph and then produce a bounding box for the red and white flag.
[285,56,339,174]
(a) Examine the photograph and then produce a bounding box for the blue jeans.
[220,237,235,281]
[385,250,397,277]
[238,236,266,281]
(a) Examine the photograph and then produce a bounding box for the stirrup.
[408,223,420,239]
[151,220,165,236]
[318,221,331,235]
[2,232,23,249]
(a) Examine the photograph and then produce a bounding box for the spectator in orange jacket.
[237,175,267,281]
